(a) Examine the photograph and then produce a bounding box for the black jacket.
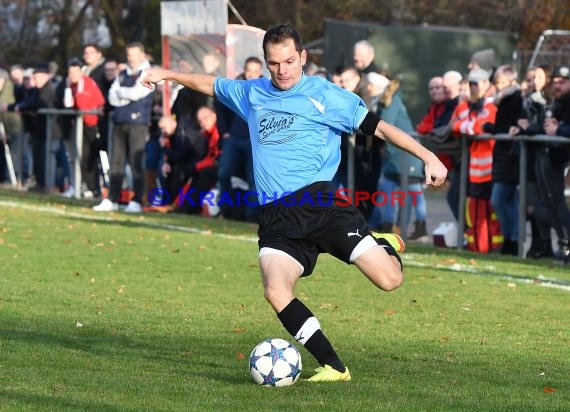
[483,86,523,184]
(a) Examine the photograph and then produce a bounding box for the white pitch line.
[405,254,570,292]
[0,199,258,243]
[2,199,569,291]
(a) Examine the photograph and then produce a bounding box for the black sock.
[375,237,403,269]
[277,298,346,373]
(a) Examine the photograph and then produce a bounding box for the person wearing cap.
[450,68,499,252]
[367,72,428,240]
[12,63,61,191]
[450,68,497,195]
[58,57,105,199]
[533,65,570,264]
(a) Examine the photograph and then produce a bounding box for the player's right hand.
[140,68,168,90]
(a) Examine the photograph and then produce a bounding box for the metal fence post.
[518,140,528,257]
[74,112,83,199]
[45,113,53,192]
[457,136,469,250]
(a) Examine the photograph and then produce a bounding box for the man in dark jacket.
[14,63,59,191]
[540,65,570,263]
[483,65,524,255]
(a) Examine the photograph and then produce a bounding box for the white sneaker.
[62,186,75,198]
[124,201,142,213]
[82,190,94,200]
[93,198,118,212]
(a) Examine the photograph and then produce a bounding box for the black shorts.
[258,181,371,277]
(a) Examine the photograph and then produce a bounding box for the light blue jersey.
[214,74,368,204]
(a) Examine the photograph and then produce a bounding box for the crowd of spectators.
[1,39,569,264]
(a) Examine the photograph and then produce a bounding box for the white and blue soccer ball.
[249,338,302,387]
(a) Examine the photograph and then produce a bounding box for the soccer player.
[142,24,447,382]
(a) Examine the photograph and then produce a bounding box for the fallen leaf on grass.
[469,259,477,266]
[543,387,556,393]
[236,352,245,360]
[233,327,246,334]
[441,258,457,264]
[171,249,180,253]
[75,321,83,328]
[507,283,517,288]
[384,309,396,315]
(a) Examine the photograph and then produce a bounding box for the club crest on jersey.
[257,112,296,143]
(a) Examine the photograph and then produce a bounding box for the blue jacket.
[377,86,424,180]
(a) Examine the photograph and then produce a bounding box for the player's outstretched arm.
[140,68,216,97]
[374,119,448,186]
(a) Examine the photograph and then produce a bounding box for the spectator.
[439,70,463,221]
[14,63,60,191]
[159,115,208,212]
[83,43,110,152]
[458,78,471,103]
[441,71,463,124]
[216,56,263,222]
[0,68,22,183]
[338,66,378,218]
[83,43,107,95]
[512,66,553,258]
[483,65,524,255]
[450,68,498,252]
[451,68,497,198]
[353,40,382,75]
[48,61,62,87]
[9,65,25,99]
[175,106,221,215]
[171,59,211,132]
[468,48,496,73]
[93,42,154,213]
[331,65,346,87]
[416,76,445,134]
[539,66,570,263]
[60,57,106,199]
[367,72,427,239]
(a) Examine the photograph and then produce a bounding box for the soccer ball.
[249,338,302,387]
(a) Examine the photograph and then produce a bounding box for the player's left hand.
[424,154,448,186]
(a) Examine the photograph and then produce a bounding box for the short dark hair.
[244,56,262,67]
[126,42,145,53]
[83,43,101,53]
[262,23,303,58]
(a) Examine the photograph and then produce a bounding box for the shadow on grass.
[1,318,248,387]
[0,390,125,412]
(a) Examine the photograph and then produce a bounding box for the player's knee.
[379,261,404,291]
[263,284,282,306]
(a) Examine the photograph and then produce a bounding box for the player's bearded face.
[265,39,307,91]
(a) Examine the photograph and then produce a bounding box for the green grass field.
[0,190,568,411]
